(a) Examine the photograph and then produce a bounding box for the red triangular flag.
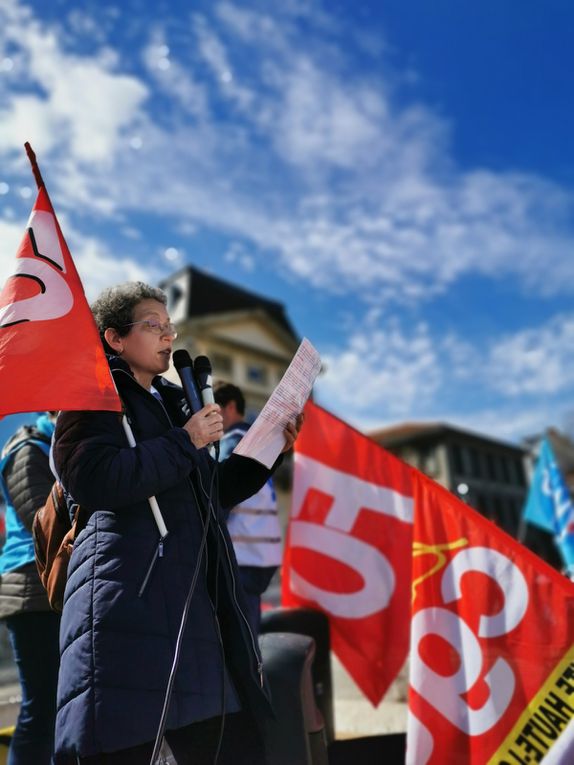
[0,150,121,415]
[282,400,413,705]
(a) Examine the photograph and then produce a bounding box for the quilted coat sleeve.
[53,410,201,510]
[217,452,282,511]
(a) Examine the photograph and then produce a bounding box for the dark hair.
[213,382,245,416]
[91,282,167,354]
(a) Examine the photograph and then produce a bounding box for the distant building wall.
[371,424,528,535]
[370,422,562,570]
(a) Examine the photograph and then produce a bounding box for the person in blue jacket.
[0,412,60,765]
[52,281,301,765]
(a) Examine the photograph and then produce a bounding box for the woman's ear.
[104,327,123,355]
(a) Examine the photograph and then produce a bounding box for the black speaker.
[260,607,335,744]
[260,632,328,765]
[328,734,406,764]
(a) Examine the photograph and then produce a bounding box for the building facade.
[369,421,562,568]
[160,266,300,417]
[370,422,528,532]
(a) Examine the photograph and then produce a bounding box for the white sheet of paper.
[233,338,322,468]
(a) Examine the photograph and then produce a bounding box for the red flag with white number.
[408,470,574,764]
[0,145,121,416]
[282,400,414,705]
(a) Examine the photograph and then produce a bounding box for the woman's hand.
[281,412,305,454]
[183,404,223,449]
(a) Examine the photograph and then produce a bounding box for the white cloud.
[316,311,574,442]
[243,169,574,302]
[364,403,563,445]
[1,0,573,448]
[0,209,162,302]
[73,240,162,301]
[193,13,255,111]
[194,14,233,81]
[142,32,209,118]
[0,3,147,164]
[215,2,291,56]
[55,213,164,300]
[446,406,557,444]
[0,219,26,285]
[2,0,574,309]
[66,8,109,44]
[269,58,388,170]
[113,13,574,305]
[486,315,574,396]
[224,241,255,271]
[316,320,443,419]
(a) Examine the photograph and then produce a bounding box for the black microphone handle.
[180,368,204,415]
[173,350,203,415]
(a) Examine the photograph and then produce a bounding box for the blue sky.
[1,0,574,447]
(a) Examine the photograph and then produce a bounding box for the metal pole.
[122,415,168,539]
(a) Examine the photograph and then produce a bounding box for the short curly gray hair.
[91,281,167,354]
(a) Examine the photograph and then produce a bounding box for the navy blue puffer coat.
[52,359,274,757]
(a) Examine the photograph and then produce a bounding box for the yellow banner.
[488,645,574,764]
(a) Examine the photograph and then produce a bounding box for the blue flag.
[523,437,574,575]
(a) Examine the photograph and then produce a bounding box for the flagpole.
[122,416,169,539]
[24,142,46,190]
[21,143,169,540]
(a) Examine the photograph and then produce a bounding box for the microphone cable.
[195,460,228,764]
[210,464,226,765]
[149,458,219,765]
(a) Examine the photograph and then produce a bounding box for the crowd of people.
[0,281,303,765]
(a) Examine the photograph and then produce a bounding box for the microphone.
[173,349,203,416]
[193,355,219,458]
[193,355,215,405]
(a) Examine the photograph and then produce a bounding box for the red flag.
[282,400,414,705]
[0,152,120,415]
[408,470,574,764]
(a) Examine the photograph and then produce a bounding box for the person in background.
[0,412,60,765]
[52,282,302,765]
[214,383,285,631]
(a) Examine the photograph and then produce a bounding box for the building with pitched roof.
[160,265,300,416]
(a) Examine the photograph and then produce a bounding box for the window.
[451,444,465,476]
[420,447,438,476]
[505,496,521,533]
[486,453,498,482]
[246,363,268,386]
[500,456,511,484]
[212,352,233,376]
[480,494,497,520]
[474,492,487,514]
[469,447,482,479]
[492,496,504,526]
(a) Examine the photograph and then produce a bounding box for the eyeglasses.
[122,320,178,338]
